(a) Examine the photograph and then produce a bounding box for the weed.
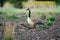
[47,21,53,26]
[3,15,19,19]
[4,37,13,40]
[49,16,55,22]
[40,25,47,30]
[9,15,19,19]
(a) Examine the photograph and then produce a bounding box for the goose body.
[27,17,34,26]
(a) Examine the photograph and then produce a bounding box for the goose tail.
[35,22,44,25]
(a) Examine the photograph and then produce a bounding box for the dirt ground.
[0,14,60,40]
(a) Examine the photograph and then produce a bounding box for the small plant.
[3,15,19,19]
[40,25,47,30]
[47,21,53,26]
[4,37,13,40]
[3,15,9,19]
[49,16,55,22]
[9,15,19,19]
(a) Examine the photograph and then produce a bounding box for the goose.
[21,8,44,29]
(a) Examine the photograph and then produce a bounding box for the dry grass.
[4,21,16,38]
[23,1,56,7]
[4,21,12,37]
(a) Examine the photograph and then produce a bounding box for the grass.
[49,16,55,22]
[40,21,53,30]
[8,15,19,19]
[47,21,53,26]
[4,21,14,40]
[3,15,19,19]
[4,37,13,40]
[40,25,47,30]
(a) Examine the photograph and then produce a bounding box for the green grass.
[47,21,53,26]
[49,16,55,22]
[4,37,13,40]
[39,21,53,30]
[3,15,19,19]
[9,15,19,19]
[40,25,47,30]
